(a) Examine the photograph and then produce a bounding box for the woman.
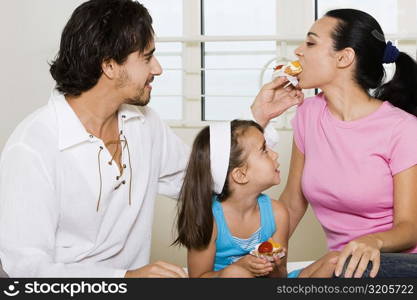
[280,8,417,278]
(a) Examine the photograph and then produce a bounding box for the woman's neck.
[321,81,382,122]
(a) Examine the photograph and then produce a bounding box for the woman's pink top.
[291,93,417,253]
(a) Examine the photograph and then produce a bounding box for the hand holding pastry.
[235,254,273,277]
[251,76,304,127]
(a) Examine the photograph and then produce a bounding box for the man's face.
[117,41,162,106]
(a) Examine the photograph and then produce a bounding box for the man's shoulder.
[138,105,163,123]
[122,104,167,132]
[122,104,160,121]
[3,103,58,154]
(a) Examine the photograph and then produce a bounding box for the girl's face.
[294,17,340,89]
[241,127,280,190]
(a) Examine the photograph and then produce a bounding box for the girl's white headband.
[209,122,231,194]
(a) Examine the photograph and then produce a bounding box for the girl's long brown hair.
[173,120,263,250]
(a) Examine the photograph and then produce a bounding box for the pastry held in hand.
[272,60,302,87]
[250,238,286,261]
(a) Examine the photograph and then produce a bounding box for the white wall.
[0,0,86,150]
[0,0,327,266]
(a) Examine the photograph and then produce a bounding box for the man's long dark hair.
[50,0,154,97]
[325,9,417,116]
[174,120,263,250]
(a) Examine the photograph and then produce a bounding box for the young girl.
[174,119,338,278]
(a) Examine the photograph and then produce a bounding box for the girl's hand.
[251,77,304,127]
[271,249,287,277]
[334,236,382,278]
[235,254,273,277]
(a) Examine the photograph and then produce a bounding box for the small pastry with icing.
[250,238,285,261]
[272,60,302,86]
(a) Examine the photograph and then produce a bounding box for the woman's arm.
[335,165,417,278]
[380,164,417,251]
[268,199,290,277]
[279,140,309,237]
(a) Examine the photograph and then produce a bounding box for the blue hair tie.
[382,41,400,64]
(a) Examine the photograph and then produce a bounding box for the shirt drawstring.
[96,133,132,212]
[97,146,104,212]
[124,134,133,206]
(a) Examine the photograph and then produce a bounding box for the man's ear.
[101,58,118,79]
[336,47,355,68]
[231,166,249,184]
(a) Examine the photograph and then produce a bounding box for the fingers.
[327,256,338,264]
[337,250,379,278]
[253,78,304,121]
[154,261,188,278]
[257,271,271,277]
[353,252,371,278]
[129,261,188,278]
[334,249,352,277]
[273,88,292,101]
[263,76,289,90]
[335,237,382,278]
[272,249,286,266]
[369,253,380,278]
[276,86,303,101]
[149,268,182,278]
[343,251,362,278]
[248,258,273,276]
[288,89,297,98]
[252,268,273,276]
[295,90,304,104]
[250,261,272,272]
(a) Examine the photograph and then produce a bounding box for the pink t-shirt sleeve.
[291,105,306,154]
[388,116,417,175]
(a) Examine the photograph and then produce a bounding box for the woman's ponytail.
[324,9,417,116]
[375,52,417,116]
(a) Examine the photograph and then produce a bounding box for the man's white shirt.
[0,90,188,277]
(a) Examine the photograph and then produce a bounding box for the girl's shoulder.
[262,196,289,221]
[270,198,289,215]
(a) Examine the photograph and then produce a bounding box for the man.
[0,0,302,277]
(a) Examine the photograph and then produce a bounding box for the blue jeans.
[340,253,417,278]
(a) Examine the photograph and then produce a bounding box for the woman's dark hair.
[325,9,417,116]
[174,120,263,250]
[50,0,154,96]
